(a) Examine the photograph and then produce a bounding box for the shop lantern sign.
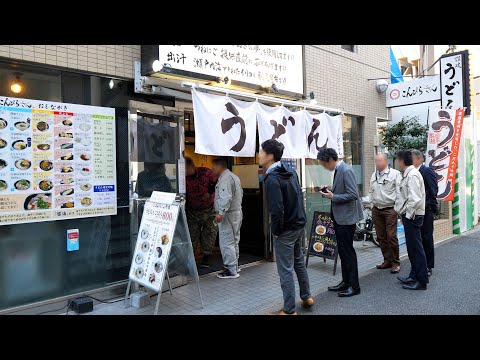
[426,108,465,201]
[158,45,304,94]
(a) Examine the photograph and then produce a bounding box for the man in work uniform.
[211,158,243,279]
[369,153,402,274]
[185,157,217,268]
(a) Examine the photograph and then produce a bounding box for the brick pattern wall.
[0,45,140,79]
[305,45,390,189]
[434,202,453,242]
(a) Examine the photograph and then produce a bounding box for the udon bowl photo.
[315,225,327,235]
[313,242,324,252]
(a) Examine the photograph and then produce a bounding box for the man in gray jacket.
[318,148,363,297]
[395,149,428,290]
[212,158,243,279]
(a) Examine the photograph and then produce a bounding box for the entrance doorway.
[184,117,266,275]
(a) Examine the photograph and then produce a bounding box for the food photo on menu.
[0,96,116,225]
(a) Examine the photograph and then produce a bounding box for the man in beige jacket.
[369,153,402,274]
[394,150,429,290]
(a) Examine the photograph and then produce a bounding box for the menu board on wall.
[0,96,116,225]
[129,196,179,292]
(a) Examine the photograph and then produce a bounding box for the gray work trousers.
[274,228,311,314]
[218,210,242,274]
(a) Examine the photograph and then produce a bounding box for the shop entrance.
[184,127,266,275]
[129,101,267,276]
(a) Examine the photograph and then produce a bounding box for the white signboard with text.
[386,75,441,108]
[159,45,304,94]
[0,96,116,225]
[129,196,179,292]
[440,53,464,111]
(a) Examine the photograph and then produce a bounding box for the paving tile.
[82,242,413,316]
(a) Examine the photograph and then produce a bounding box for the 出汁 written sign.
[158,45,304,94]
[426,108,465,201]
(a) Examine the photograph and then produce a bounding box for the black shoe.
[338,286,361,297]
[397,276,415,284]
[402,281,427,290]
[199,255,210,268]
[328,281,349,292]
[428,268,433,277]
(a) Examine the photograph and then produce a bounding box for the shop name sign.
[158,45,304,94]
[386,75,441,108]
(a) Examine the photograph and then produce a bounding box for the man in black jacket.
[412,150,438,277]
[259,139,313,315]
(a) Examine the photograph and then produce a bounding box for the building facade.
[0,45,393,314]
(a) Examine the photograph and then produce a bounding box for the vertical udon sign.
[305,211,339,275]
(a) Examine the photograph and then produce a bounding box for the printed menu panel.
[0,96,116,225]
[129,199,179,292]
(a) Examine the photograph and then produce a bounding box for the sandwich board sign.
[305,211,339,276]
[125,191,203,314]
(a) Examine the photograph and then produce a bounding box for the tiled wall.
[304,45,390,189]
[434,202,453,242]
[0,45,140,79]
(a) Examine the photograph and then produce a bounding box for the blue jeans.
[274,228,311,314]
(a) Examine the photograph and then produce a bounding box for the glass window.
[0,60,132,311]
[304,114,364,239]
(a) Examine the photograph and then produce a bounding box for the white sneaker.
[217,269,240,279]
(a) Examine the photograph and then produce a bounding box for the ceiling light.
[11,83,22,94]
[152,60,162,72]
[109,79,114,89]
[10,73,23,94]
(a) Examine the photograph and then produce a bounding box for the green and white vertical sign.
[453,113,477,233]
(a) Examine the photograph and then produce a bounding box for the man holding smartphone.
[317,148,363,297]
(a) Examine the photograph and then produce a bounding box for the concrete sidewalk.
[75,227,475,315]
[79,237,408,315]
[288,230,480,315]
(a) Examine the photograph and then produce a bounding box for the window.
[341,45,356,53]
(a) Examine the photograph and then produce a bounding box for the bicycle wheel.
[369,230,380,247]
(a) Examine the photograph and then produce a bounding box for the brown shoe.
[270,310,298,315]
[301,297,314,308]
[376,262,392,269]
[390,265,401,274]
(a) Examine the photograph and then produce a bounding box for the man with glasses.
[369,153,402,274]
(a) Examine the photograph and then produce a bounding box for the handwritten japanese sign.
[426,108,465,201]
[158,45,303,94]
[307,211,337,260]
[386,75,440,108]
[440,51,470,115]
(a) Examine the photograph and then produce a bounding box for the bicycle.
[353,196,379,247]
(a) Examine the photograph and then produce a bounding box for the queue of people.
[371,149,438,291]
[138,143,437,314]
